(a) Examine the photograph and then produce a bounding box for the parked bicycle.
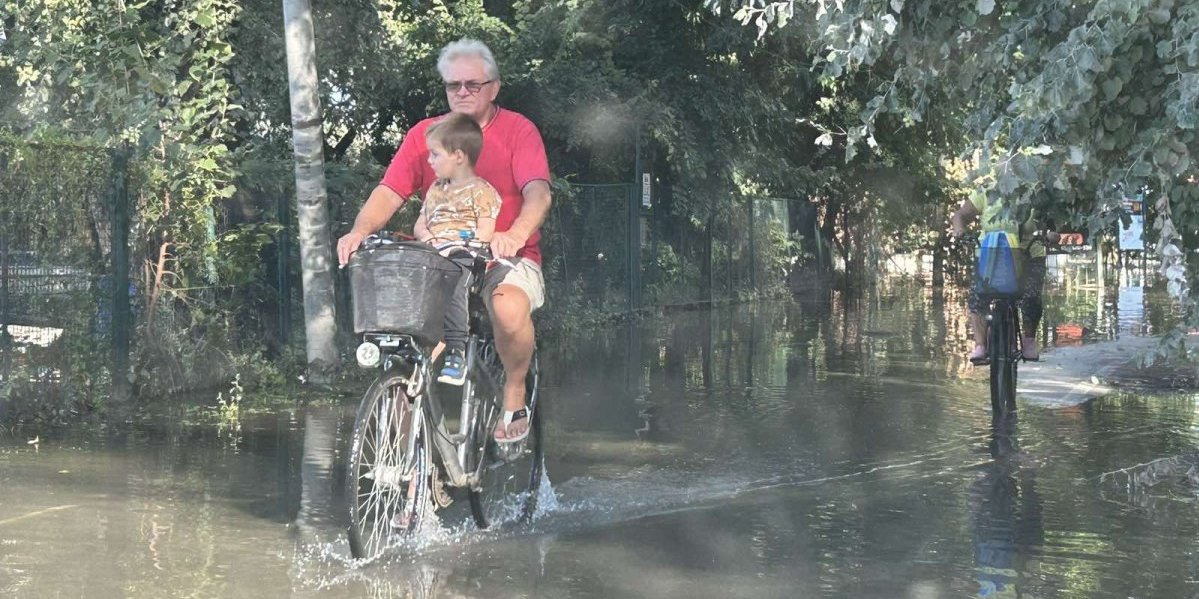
[343,233,544,560]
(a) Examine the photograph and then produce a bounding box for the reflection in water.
[295,411,343,542]
[1,277,1198,597]
[972,415,1043,598]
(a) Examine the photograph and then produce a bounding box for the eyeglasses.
[444,79,494,95]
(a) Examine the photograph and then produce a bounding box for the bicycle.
[343,233,544,560]
[965,231,1031,418]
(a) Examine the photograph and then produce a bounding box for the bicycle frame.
[364,333,477,488]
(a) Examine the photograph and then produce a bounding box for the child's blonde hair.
[425,113,483,166]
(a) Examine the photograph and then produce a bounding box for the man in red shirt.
[336,38,551,443]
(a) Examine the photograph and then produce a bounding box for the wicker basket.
[349,243,461,343]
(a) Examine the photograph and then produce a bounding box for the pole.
[1096,233,1104,328]
[706,215,714,304]
[1,233,9,371]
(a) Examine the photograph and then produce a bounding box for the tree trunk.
[283,0,338,379]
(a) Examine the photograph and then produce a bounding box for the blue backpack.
[975,231,1026,297]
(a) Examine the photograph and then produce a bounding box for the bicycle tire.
[988,302,1018,417]
[346,371,430,560]
[1005,305,1020,411]
[465,345,544,529]
[989,303,1008,417]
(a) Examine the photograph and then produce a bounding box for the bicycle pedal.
[446,433,466,444]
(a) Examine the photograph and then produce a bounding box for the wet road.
[3,274,1199,598]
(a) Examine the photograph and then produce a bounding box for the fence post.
[628,135,642,312]
[748,198,756,293]
[277,189,292,346]
[1,233,9,381]
[705,214,714,303]
[109,147,132,402]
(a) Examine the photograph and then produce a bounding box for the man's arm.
[491,180,552,259]
[951,198,979,238]
[336,184,406,266]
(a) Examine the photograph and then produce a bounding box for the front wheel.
[346,372,430,560]
[466,348,544,529]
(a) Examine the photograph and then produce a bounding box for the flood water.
[3,267,1199,598]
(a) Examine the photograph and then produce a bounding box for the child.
[413,112,502,385]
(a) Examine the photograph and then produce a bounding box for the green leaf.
[1102,77,1123,101]
[194,10,215,28]
[976,0,995,16]
[997,172,1020,195]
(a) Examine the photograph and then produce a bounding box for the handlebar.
[435,240,518,269]
[359,231,416,250]
[952,230,1058,247]
[357,234,517,269]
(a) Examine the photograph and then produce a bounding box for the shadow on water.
[4,276,1199,597]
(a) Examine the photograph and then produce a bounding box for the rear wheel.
[989,303,1018,417]
[346,372,430,560]
[1005,308,1020,411]
[466,346,544,529]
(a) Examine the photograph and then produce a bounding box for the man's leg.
[1019,258,1047,360]
[968,288,987,361]
[490,284,534,439]
[482,259,545,440]
[969,312,987,360]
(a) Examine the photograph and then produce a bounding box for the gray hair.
[437,38,501,81]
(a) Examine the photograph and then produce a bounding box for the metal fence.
[2,137,811,411]
[541,184,802,313]
[0,139,132,409]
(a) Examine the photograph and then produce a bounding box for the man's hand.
[950,218,966,239]
[336,230,369,267]
[490,229,528,260]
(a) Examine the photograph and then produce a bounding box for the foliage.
[11,0,1197,412]
[712,0,1199,304]
[2,0,244,290]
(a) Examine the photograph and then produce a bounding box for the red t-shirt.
[380,108,550,264]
